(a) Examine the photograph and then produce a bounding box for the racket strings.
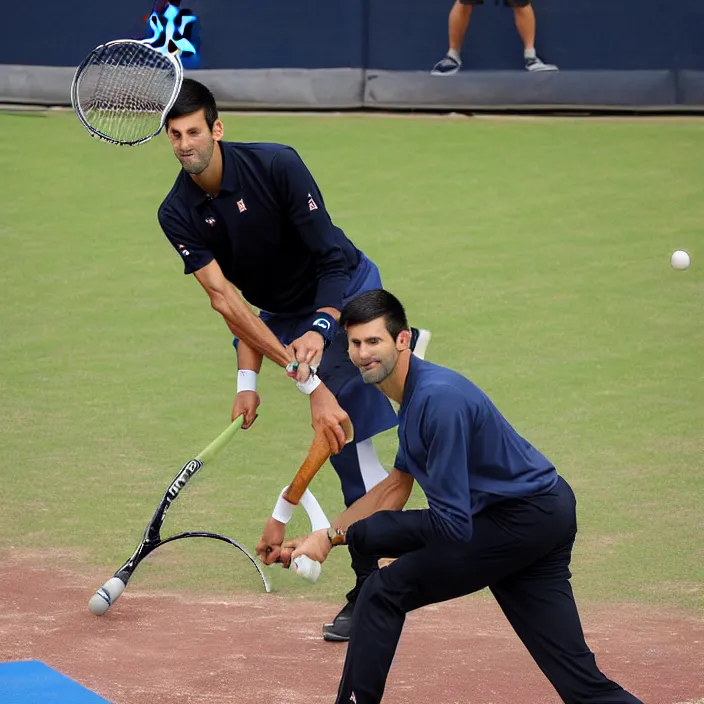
[76,42,179,144]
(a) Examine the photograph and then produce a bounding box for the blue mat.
[0,661,111,703]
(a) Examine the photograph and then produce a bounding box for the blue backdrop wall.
[1,0,702,72]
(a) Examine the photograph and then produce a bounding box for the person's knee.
[509,0,532,11]
[356,562,417,619]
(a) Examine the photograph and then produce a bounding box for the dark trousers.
[335,476,642,704]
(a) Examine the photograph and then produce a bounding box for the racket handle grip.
[88,577,126,615]
[292,555,321,583]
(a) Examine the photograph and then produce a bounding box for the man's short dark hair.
[165,78,218,130]
[339,289,409,341]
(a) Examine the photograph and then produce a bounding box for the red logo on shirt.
[237,199,247,213]
[308,193,318,211]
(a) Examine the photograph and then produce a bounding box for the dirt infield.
[1,552,702,703]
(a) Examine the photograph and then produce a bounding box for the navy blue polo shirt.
[347,356,557,556]
[158,141,362,315]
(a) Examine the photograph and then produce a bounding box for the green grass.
[0,110,702,611]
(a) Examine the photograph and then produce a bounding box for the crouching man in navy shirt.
[284,289,643,704]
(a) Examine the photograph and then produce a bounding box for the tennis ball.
[671,250,691,270]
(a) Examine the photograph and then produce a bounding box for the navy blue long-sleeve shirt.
[158,141,361,314]
[347,356,558,556]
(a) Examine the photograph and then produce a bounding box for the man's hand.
[256,517,287,566]
[231,390,260,429]
[309,384,350,455]
[283,529,332,566]
[291,331,325,374]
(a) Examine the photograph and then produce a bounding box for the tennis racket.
[88,416,270,616]
[71,37,183,146]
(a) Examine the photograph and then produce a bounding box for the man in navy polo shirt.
[157,79,431,640]
[285,291,642,703]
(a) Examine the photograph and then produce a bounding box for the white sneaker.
[525,56,559,72]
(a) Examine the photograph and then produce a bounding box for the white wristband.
[237,369,258,394]
[272,497,295,523]
[272,487,295,524]
[296,374,322,395]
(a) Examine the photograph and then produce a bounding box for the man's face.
[166,109,222,174]
[346,317,407,385]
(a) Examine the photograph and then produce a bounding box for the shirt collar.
[183,141,241,207]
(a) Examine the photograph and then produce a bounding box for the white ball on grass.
[671,250,691,270]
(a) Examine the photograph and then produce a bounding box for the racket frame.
[70,38,183,146]
[103,416,270,602]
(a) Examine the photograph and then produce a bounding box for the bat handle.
[283,432,330,505]
[283,420,354,505]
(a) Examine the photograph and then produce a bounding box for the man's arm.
[333,469,414,531]
[282,469,414,566]
[230,336,263,429]
[194,259,292,368]
[271,150,353,371]
[158,203,291,368]
[232,336,264,374]
[289,304,340,370]
[271,148,351,312]
[206,264,348,452]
